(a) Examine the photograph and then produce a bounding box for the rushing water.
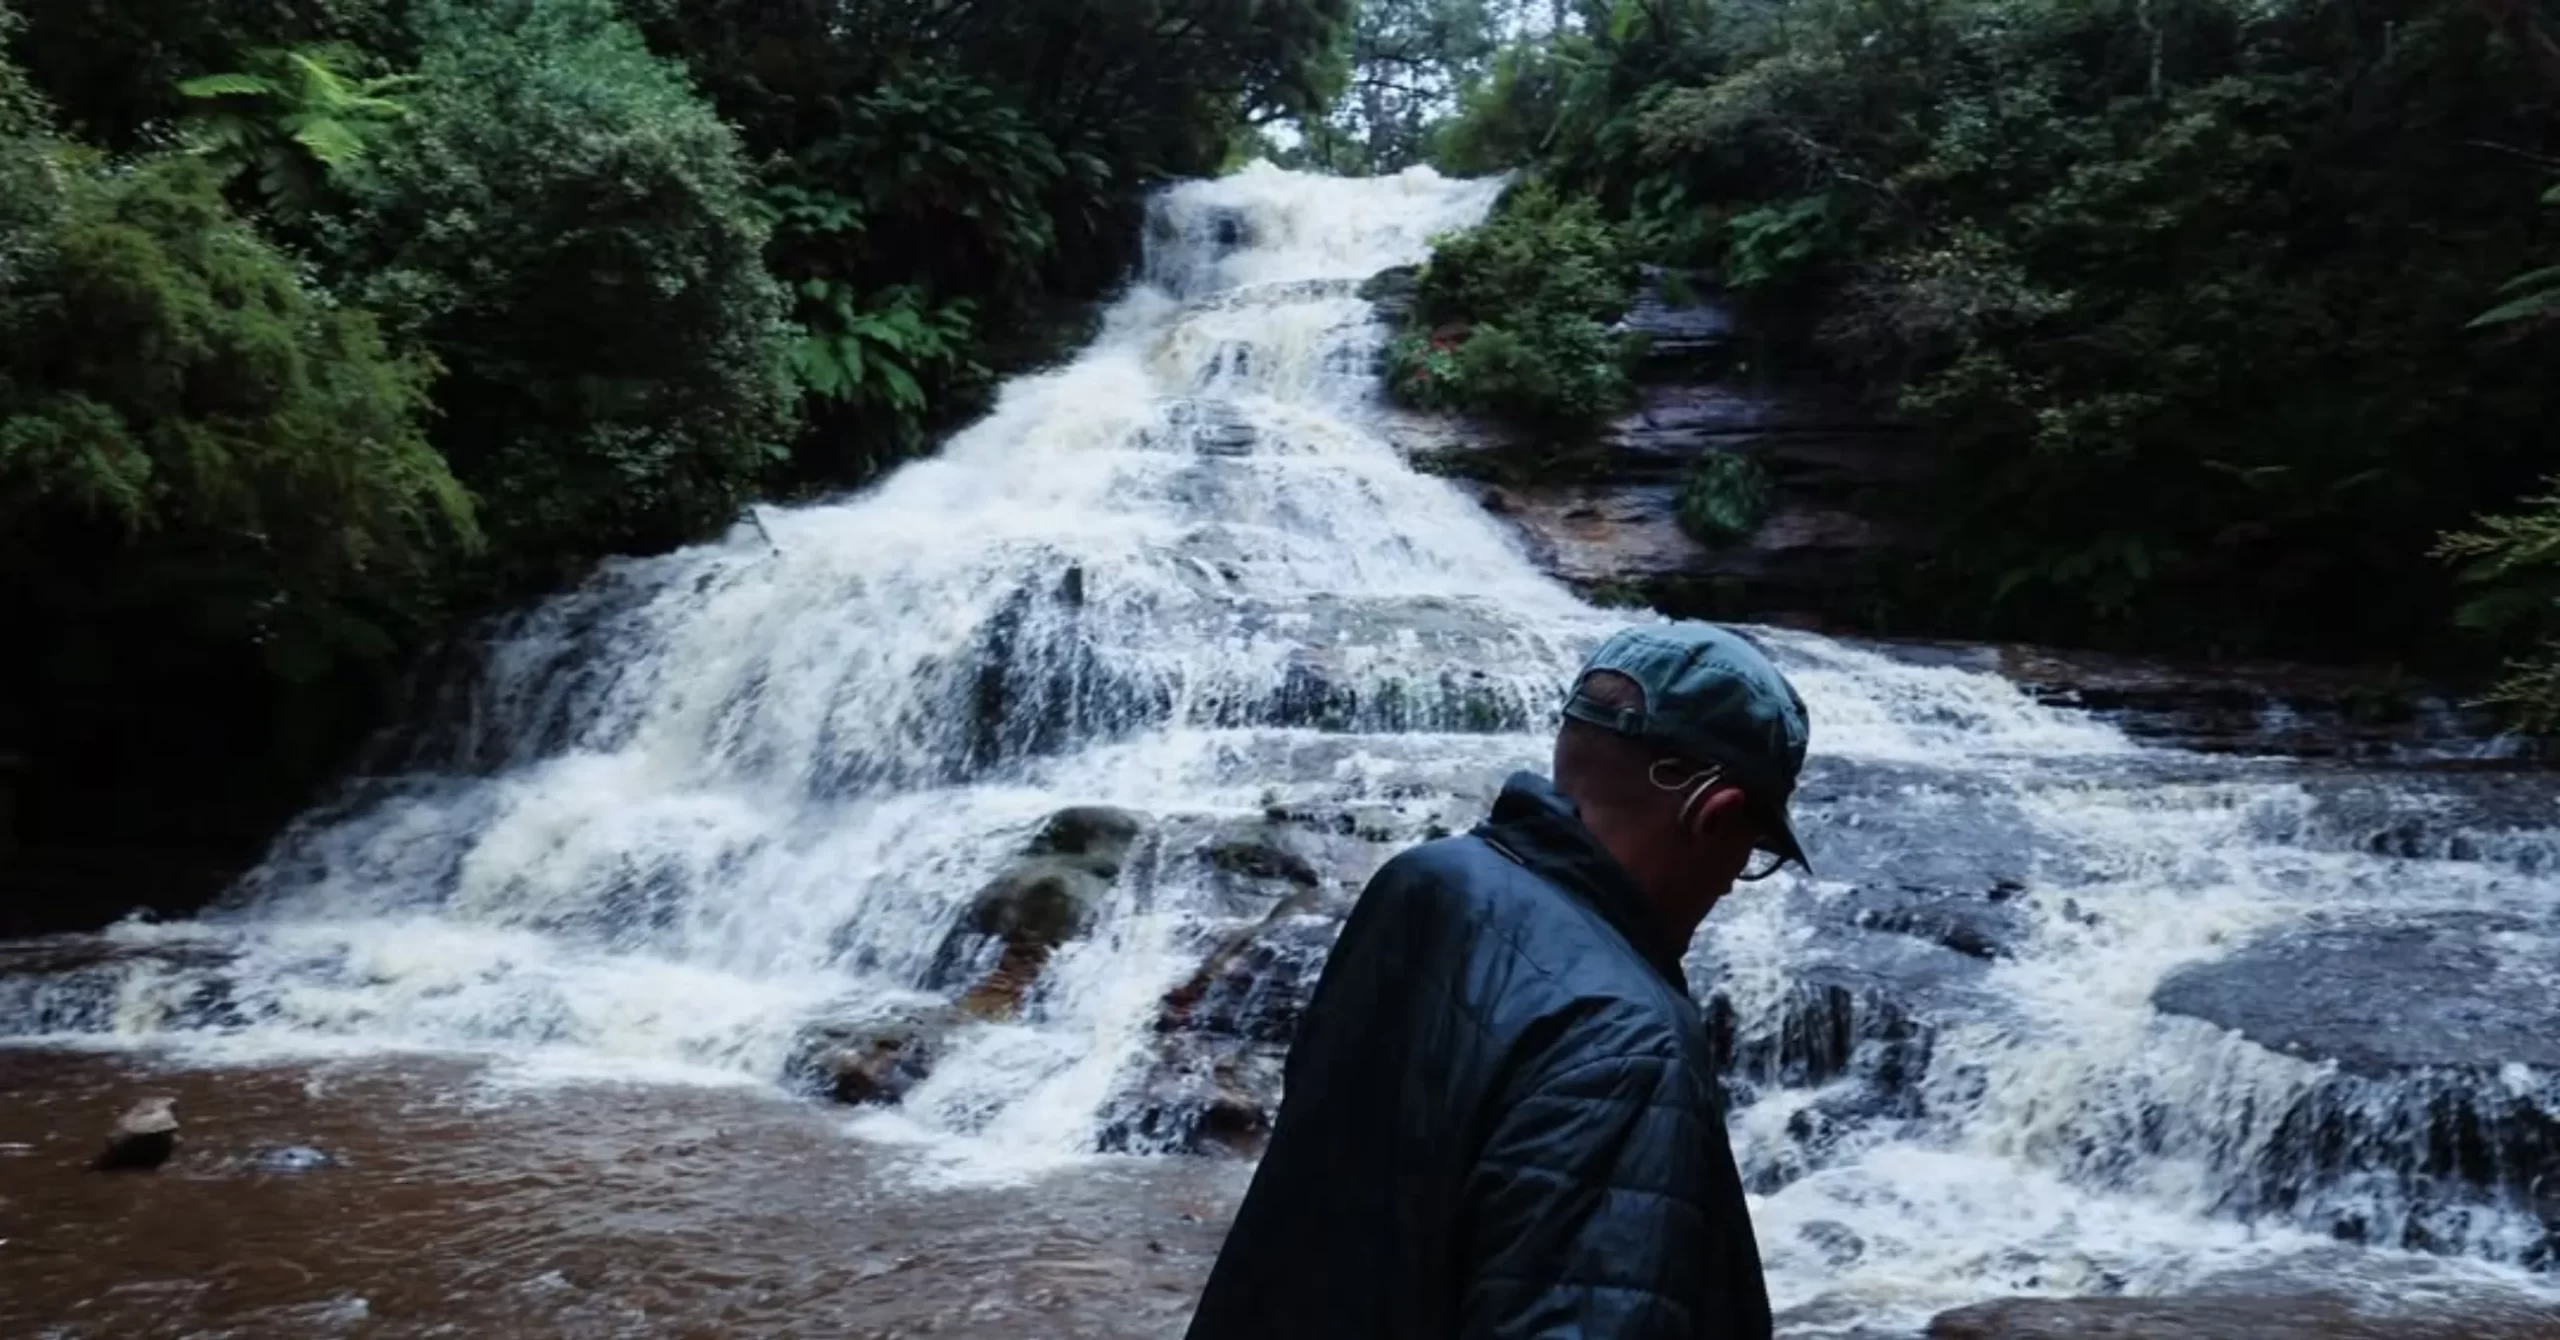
[5,163,2560,1337]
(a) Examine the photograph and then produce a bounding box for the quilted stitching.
[1184,775,1771,1340]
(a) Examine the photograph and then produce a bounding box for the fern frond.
[178,73,281,100]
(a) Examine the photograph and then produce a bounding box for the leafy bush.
[0,154,474,673]
[1412,183,1634,328]
[0,2,57,289]
[1387,184,1641,430]
[328,0,793,583]
[1388,316,1634,428]
[1487,0,2560,670]
[1676,452,1776,547]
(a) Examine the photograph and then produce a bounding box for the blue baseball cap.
[1561,621,1812,872]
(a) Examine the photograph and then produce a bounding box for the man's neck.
[1585,814,1711,966]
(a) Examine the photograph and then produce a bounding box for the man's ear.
[1687,784,1751,838]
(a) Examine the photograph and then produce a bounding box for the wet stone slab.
[2153,913,2560,1254]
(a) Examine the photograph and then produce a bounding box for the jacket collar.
[1473,771,1688,992]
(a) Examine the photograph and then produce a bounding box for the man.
[1184,620,1810,1340]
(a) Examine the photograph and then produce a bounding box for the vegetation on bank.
[0,0,1349,919]
[1316,0,2560,723]
[1382,184,1641,428]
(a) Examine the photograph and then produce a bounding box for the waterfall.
[3,162,2555,1329]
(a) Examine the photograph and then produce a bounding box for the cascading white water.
[5,162,2557,1332]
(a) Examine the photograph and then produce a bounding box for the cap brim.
[1753,797,1811,874]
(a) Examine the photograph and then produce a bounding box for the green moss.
[1675,452,1775,548]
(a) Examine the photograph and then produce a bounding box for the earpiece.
[1650,759,1728,840]
[1678,779,1717,836]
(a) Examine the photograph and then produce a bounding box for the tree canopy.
[1371,0,2560,723]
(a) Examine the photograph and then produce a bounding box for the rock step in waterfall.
[0,164,2556,1327]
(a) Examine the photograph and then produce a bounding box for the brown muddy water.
[0,1048,1249,1340]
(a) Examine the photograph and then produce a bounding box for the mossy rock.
[1675,451,1776,547]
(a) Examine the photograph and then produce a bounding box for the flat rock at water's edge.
[2152,914,2560,1077]
[1857,636,2542,762]
[2152,914,2560,1249]
[1927,1293,2560,1339]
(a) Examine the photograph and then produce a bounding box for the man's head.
[1551,622,1811,930]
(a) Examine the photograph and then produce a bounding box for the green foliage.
[784,281,979,416]
[330,0,792,583]
[176,43,414,220]
[1477,0,2559,671]
[2437,478,2560,729]
[0,154,474,672]
[1723,193,1842,291]
[1413,183,1634,326]
[1434,38,1580,176]
[1387,183,1641,430]
[5,0,398,148]
[2471,178,2560,333]
[0,2,59,291]
[1389,316,1634,427]
[1676,451,1775,546]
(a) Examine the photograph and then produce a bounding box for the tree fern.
[175,45,415,218]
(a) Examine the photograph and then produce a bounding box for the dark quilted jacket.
[1184,771,1772,1340]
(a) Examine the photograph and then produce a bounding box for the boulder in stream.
[930,806,1147,1020]
[1102,878,1360,1156]
[785,1003,967,1108]
[93,1095,178,1172]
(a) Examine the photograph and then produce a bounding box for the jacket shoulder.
[1368,834,1701,1057]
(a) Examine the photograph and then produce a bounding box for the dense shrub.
[0,154,471,674]
[1385,184,1641,430]
[327,0,794,585]
[0,2,54,289]
[1432,0,2559,676]
[0,149,473,904]
[2438,474,2560,730]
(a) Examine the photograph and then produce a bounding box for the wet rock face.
[2153,914,2560,1252]
[1380,268,1929,627]
[1859,637,2543,763]
[1356,265,1419,325]
[1101,826,1378,1157]
[785,1003,965,1108]
[929,807,1147,1019]
[2155,914,2560,1078]
[1617,270,1738,377]
[1158,885,1351,1046]
[1927,1293,2560,1340]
